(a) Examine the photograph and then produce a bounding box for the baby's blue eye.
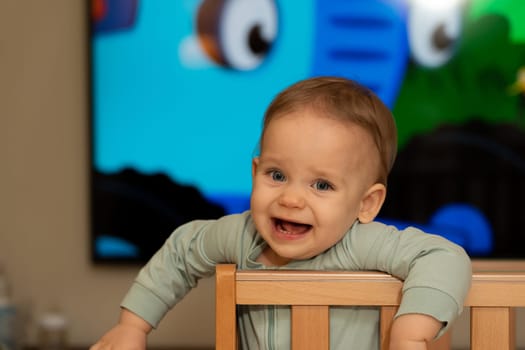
[270,170,286,182]
[314,180,333,191]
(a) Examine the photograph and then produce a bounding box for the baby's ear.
[251,157,260,178]
[358,183,386,223]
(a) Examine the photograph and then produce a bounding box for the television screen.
[90,0,525,263]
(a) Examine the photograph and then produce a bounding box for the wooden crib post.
[471,307,515,350]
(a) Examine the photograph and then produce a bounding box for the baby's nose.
[278,186,306,209]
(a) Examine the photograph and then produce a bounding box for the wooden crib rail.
[215,264,525,350]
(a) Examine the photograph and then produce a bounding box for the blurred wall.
[0,1,522,348]
[0,0,215,347]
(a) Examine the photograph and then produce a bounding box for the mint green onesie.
[121,211,471,349]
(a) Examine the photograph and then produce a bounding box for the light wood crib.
[215,264,525,350]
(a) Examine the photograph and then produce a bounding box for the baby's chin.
[264,242,322,265]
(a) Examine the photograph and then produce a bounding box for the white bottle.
[37,310,67,350]
[0,266,16,350]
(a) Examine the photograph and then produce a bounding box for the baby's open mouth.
[273,218,312,235]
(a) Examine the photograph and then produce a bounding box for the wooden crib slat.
[471,307,515,350]
[380,306,397,349]
[291,305,329,350]
[215,265,237,350]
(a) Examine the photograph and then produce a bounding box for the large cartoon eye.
[197,0,278,71]
[407,0,465,68]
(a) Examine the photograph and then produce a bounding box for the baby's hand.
[389,313,442,350]
[90,323,147,350]
[90,309,151,350]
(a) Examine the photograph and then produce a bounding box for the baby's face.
[250,110,381,266]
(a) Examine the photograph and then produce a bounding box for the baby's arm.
[90,308,152,350]
[90,213,250,349]
[346,221,472,344]
[389,314,442,350]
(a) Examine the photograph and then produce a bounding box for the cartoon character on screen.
[190,0,465,106]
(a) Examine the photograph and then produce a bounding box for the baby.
[91,76,471,349]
